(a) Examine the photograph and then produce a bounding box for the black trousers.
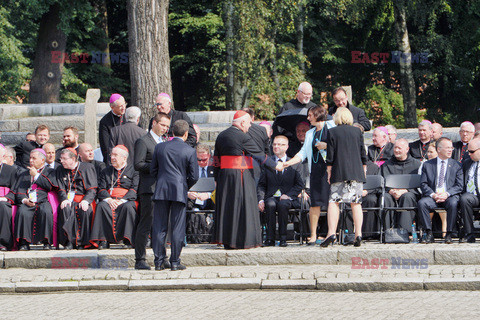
[361,193,380,237]
[264,197,295,241]
[459,193,479,235]
[152,200,186,266]
[384,192,418,233]
[418,195,459,232]
[134,193,153,262]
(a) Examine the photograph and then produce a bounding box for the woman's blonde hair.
[333,107,354,126]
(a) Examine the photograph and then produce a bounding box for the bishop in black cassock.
[0,162,17,251]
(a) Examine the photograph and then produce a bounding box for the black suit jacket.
[14,140,42,168]
[257,156,304,201]
[99,110,124,163]
[148,110,197,147]
[248,123,270,156]
[151,137,199,204]
[328,102,371,131]
[134,132,158,195]
[420,157,463,197]
[109,122,147,165]
[462,158,479,192]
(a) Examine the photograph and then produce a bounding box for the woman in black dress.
[321,107,367,247]
[284,106,330,245]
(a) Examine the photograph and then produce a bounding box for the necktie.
[277,159,283,175]
[438,160,446,189]
[202,168,207,178]
[475,162,479,196]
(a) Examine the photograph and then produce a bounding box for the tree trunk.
[223,0,236,110]
[271,30,284,107]
[294,1,305,74]
[93,0,111,68]
[29,3,66,103]
[393,0,417,128]
[127,0,172,128]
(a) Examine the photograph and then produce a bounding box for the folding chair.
[186,177,216,242]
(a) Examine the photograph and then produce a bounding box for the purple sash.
[31,184,60,247]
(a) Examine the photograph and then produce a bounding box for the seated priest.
[56,148,98,250]
[14,148,57,250]
[90,145,139,249]
[381,138,422,234]
[0,145,18,251]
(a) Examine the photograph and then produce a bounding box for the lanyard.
[67,164,80,193]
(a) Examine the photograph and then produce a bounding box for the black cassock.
[213,126,276,249]
[56,162,97,247]
[14,166,57,245]
[90,164,138,244]
[0,164,17,249]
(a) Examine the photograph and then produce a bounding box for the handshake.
[275,161,289,172]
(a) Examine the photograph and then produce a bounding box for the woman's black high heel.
[354,236,362,247]
[319,235,336,247]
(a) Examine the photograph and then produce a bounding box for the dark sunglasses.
[468,148,480,154]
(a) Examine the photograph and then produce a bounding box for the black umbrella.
[272,108,310,138]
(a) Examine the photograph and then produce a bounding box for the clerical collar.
[114,163,127,171]
[112,110,123,117]
[150,130,162,143]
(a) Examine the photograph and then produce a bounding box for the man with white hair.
[385,125,397,143]
[4,146,26,174]
[409,120,433,161]
[90,145,139,249]
[14,148,57,250]
[0,146,18,251]
[213,110,282,249]
[277,82,317,114]
[368,127,394,167]
[148,93,197,147]
[453,121,475,162]
[109,106,146,165]
[99,93,126,164]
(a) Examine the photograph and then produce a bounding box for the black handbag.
[384,228,410,243]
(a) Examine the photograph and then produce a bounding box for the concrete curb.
[3,278,480,293]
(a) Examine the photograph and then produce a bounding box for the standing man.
[368,127,394,167]
[15,125,50,168]
[213,110,280,249]
[459,138,480,243]
[133,112,171,270]
[243,108,270,183]
[56,148,98,250]
[43,143,57,169]
[385,125,397,144]
[99,93,126,164]
[409,120,433,161]
[77,143,106,180]
[432,123,443,142]
[418,137,463,244]
[329,87,371,131]
[257,135,304,247]
[151,120,198,271]
[148,93,197,147]
[109,106,146,165]
[55,127,80,162]
[90,145,138,249]
[453,121,475,162]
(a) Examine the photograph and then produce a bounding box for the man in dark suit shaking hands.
[151,120,199,271]
[133,112,171,270]
[418,137,464,244]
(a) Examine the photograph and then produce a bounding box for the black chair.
[383,174,422,241]
[340,175,385,244]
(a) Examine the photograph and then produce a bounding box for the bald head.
[78,143,94,162]
[468,139,480,161]
[393,138,409,161]
[297,82,312,104]
[432,123,443,141]
[43,143,56,164]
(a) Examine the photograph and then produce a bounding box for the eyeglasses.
[468,148,480,154]
[298,90,312,97]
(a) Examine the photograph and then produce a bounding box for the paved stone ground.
[0,290,478,319]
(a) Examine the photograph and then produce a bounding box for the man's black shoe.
[444,233,453,244]
[424,231,434,244]
[279,240,288,247]
[98,241,109,250]
[460,234,476,243]
[64,242,74,250]
[171,264,186,271]
[135,261,151,270]
[0,246,7,251]
[155,260,171,271]
[77,245,85,250]
[263,240,275,247]
[19,244,30,251]
[43,243,52,250]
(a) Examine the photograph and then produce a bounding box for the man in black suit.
[329,87,371,131]
[99,93,126,164]
[453,121,475,162]
[15,124,50,168]
[148,93,197,148]
[133,112,171,270]
[418,137,464,243]
[109,106,146,165]
[187,144,215,211]
[243,108,270,184]
[55,127,80,163]
[258,135,304,247]
[151,120,198,271]
[459,138,480,243]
